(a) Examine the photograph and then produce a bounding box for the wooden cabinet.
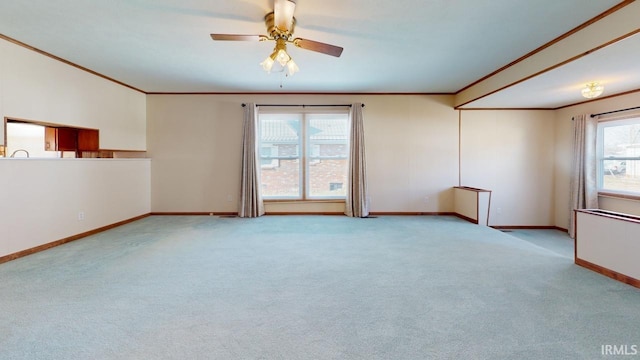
[45,127,77,151]
[45,127,99,152]
[78,129,99,151]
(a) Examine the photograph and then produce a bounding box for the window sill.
[598,192,640,201]
[264,199,346,204]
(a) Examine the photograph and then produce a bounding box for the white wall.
[0,159,150,258]
[146,94,460,214]
[0,38,146,150]
[554,92,640,229]
[0,40,6,144]
[460,110,556,226]
[0,37,150,258]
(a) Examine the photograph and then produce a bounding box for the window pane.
[599,119,640,194]
[259,115,301,198]
[602,160,640,193]
[307,114,349,198]
[261,159,301,197]
[308,158,348,197]
[603,123,640,157]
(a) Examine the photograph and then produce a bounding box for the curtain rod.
[591,106,640,118]
[242,103,364,108]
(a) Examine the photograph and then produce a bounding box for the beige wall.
[460,110,556,226]
[147,95,570,224]
[146,94,460,214]
[554,92,640,229]
[0,159,150,258]
[146,95,243,212]
[0,38,146,150]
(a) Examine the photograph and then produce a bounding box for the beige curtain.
[569,114,598,238]
[238,103,265,218]
[345,103,370,217]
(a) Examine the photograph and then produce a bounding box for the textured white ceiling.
[0,0,636,108]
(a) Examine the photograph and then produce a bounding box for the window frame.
[596,116,640,198]
[258,108,350,201]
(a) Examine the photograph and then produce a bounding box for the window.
[258,111,350,200]
[597,117,640,195]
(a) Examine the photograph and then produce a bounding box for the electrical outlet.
[424,196,430,203]
[78,211,85,221]
[496,208,502,215]
[227,194,233,202]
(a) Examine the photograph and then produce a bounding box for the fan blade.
[210,34,267,41]
[293,38,343,57]
[274,0,296,32]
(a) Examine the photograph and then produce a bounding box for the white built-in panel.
[454,186,491,225]
[0,159,150,258]
[576,210,640,283]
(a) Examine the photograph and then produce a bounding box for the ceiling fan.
[210,0,343,76]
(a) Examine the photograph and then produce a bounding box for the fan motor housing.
[264,12,296,40]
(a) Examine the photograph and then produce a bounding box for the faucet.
[10,149,30,158]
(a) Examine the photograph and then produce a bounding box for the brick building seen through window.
[258,112,349,199]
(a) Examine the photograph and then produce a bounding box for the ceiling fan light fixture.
[287,59,299,76]
[581,82,604,99]
[260,54,276,73]
[261,38,298,76]
[276,49,291,67]
[212,0,341,79]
